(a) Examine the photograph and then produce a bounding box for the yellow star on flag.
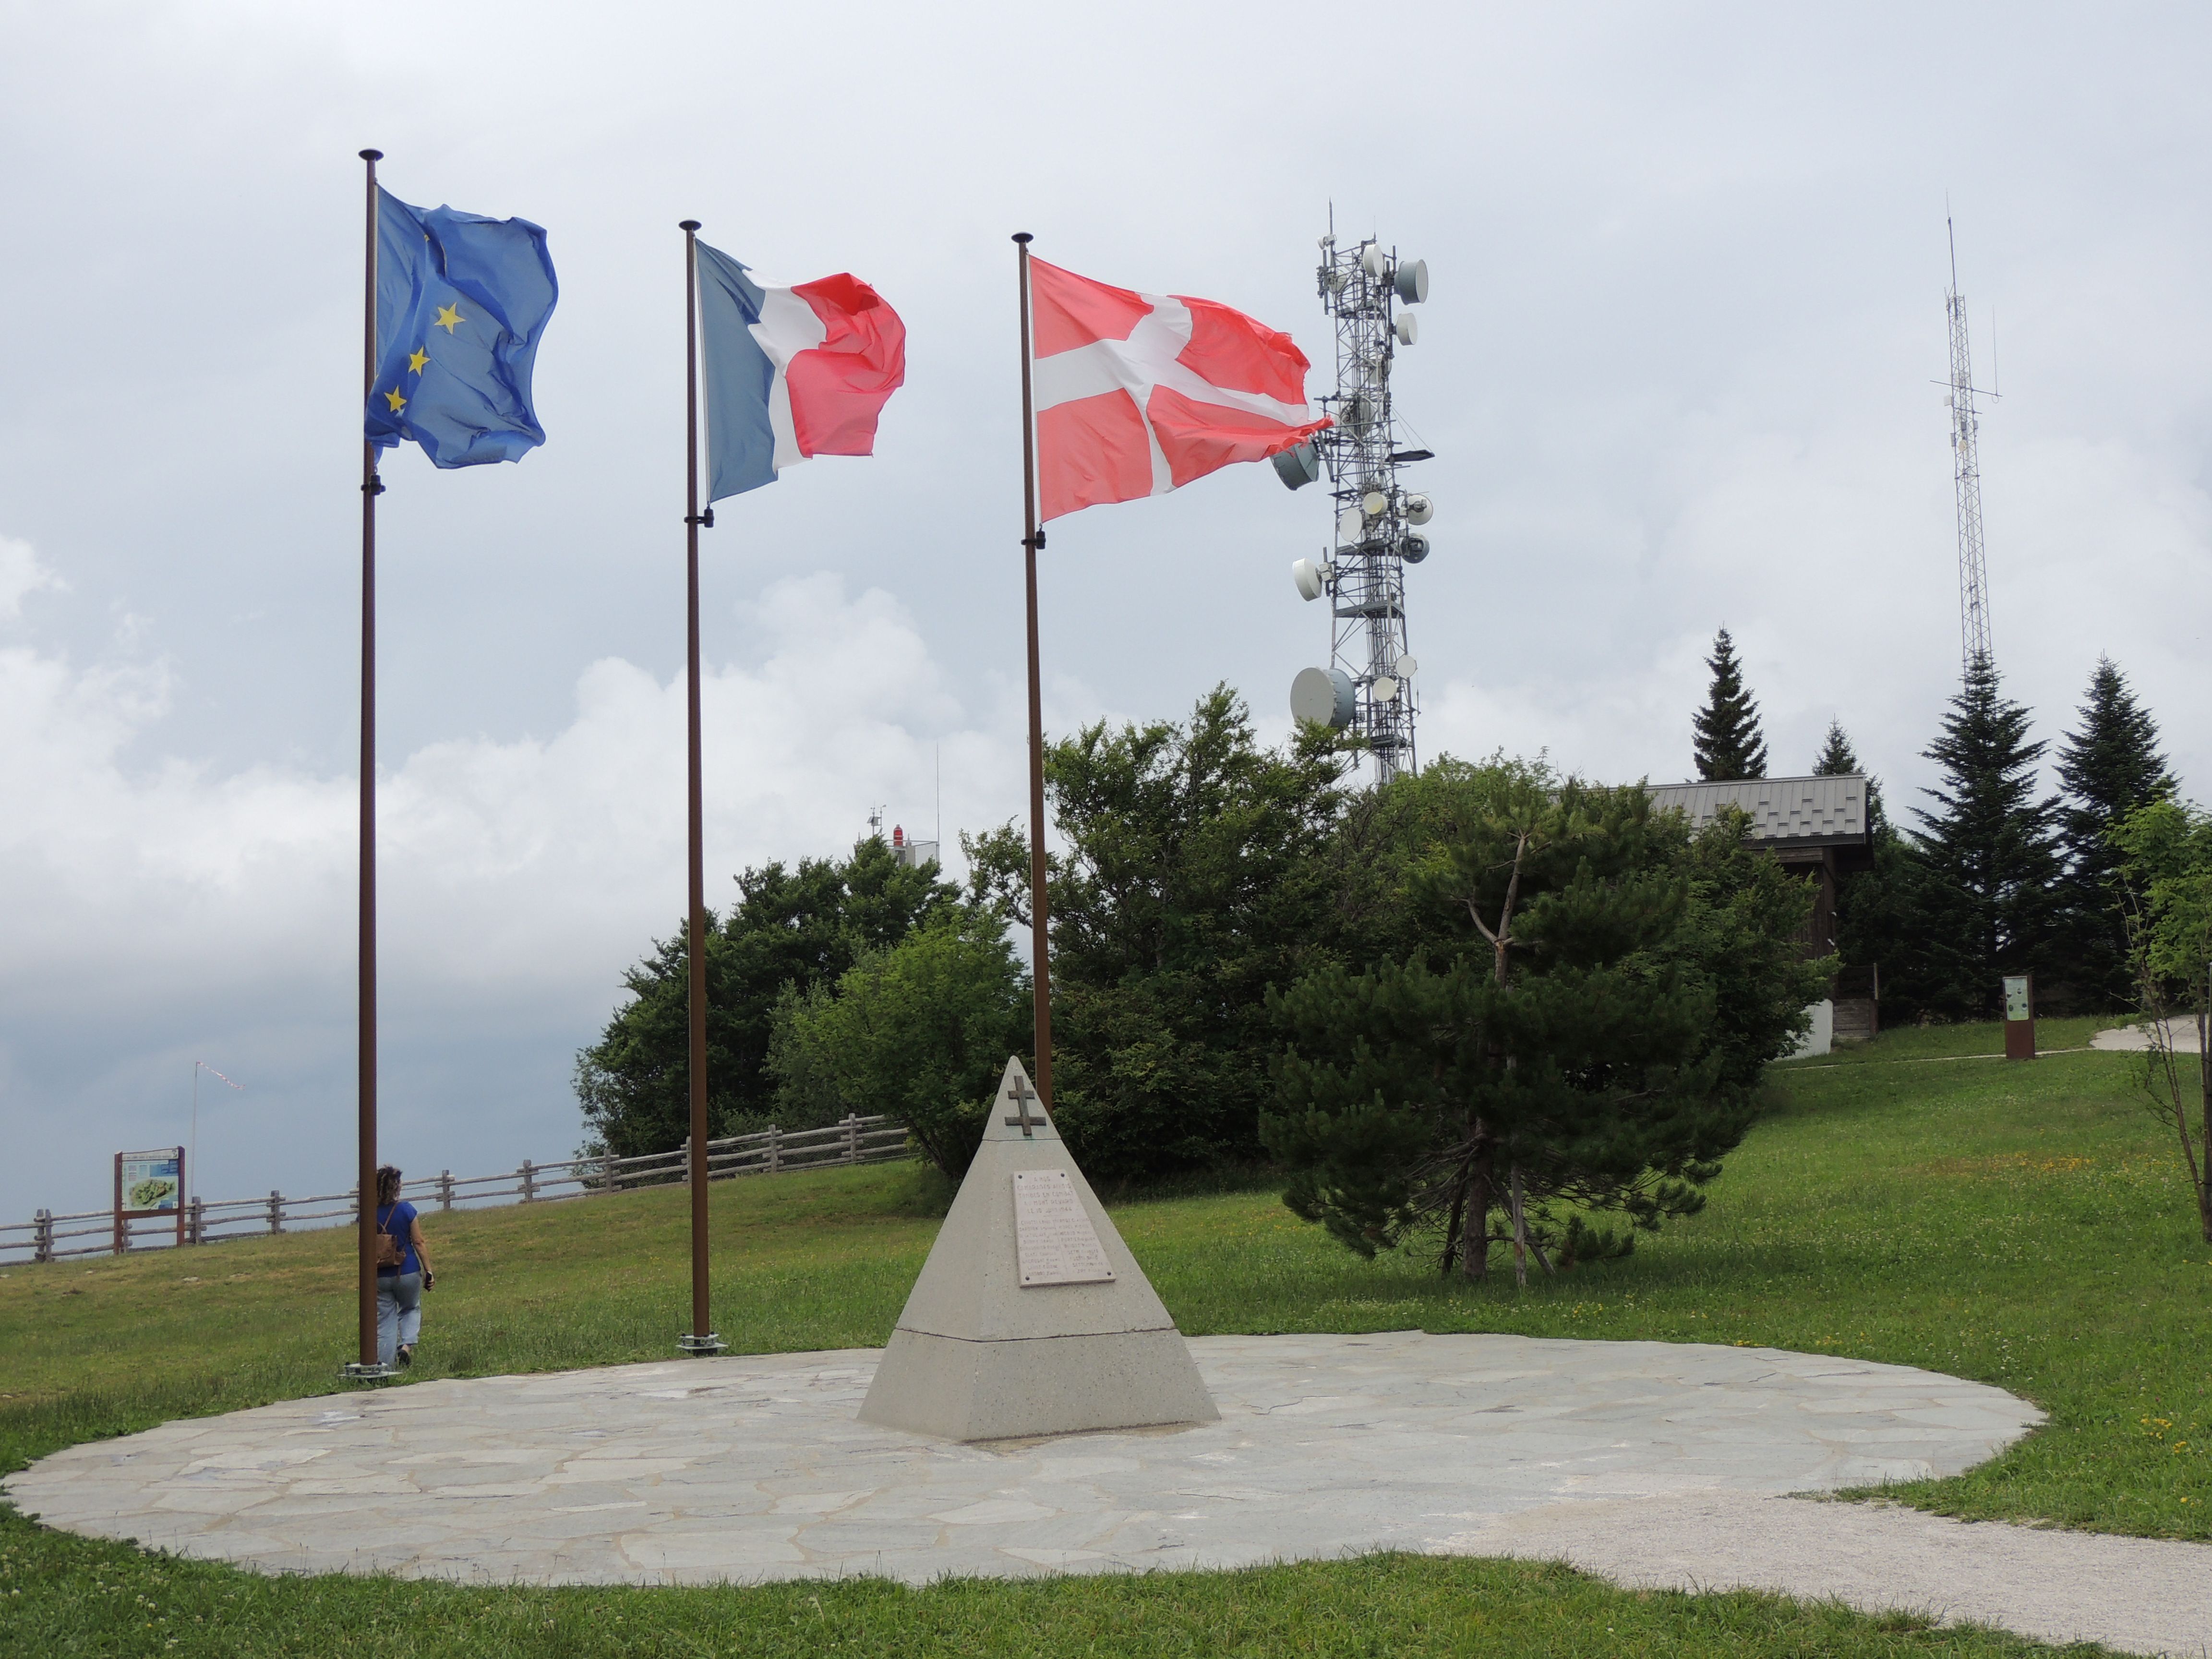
[407,347,429,374]
[433,303,464,334]
[384,387,407,413]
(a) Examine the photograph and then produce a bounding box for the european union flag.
[366,190,557,468]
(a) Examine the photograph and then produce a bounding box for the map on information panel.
[120,1151,181,1213]
[1013,1170,1115,1286]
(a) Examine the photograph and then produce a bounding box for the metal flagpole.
[350,147,387,1377]
[1012,232,1054,1113]
[678,219,721,1356]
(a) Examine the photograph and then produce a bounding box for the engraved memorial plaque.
[1013,1170,1115,1286]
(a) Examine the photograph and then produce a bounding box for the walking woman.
[374,1165,435,1369]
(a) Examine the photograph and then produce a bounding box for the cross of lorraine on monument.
[858,1057,1217,1441]
[1003,1075,1045,1137]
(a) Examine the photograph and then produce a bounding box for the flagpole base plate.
[678,1333,726,1357]
[341,1362,398,1382]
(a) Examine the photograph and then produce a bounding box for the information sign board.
[120,1151,181,1213]
[2002,974,2036,1060]
[113,1145,187,1251]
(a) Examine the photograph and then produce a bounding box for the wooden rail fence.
[0,1116,912,1265]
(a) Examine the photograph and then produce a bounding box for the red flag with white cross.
[1027,257,1330,521]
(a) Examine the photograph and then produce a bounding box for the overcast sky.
[2,2,2206,1226]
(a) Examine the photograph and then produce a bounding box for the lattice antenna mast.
[1280,227,1432,782]
[1946,217,1996,671]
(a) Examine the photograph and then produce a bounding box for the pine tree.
[1692,627,1768,781]
[1264,761,1824,1282]
[1905,655,2064,1018]
[2054,657,2174,1007]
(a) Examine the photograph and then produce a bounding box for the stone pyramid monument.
[858,1057,1218,1441]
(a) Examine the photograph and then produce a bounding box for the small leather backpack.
[374,1207,404,1269]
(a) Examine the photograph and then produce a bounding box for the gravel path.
[2093,1022,2205,1054]
[8,1332,2204,1654]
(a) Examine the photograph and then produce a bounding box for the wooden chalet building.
[1645,774,1879,1043]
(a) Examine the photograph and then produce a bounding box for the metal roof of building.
[1646,775,1868,848]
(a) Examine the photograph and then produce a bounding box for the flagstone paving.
[8,1332,2207,1654]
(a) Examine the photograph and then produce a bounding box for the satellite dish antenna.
[1291,558,1326,602]
[1395,653,1419,679]
[1290,666,1357,729]
[1360,489,1389,517]
[1403,493,1433,525]
[1395,313,1418,347]
[1374,675,1399,702]
[1393,259,1429,304]
[1361,243,1387,280]
[1400,532,1430,564]
[1335,506,1364,545]
[1271,440,1321,491]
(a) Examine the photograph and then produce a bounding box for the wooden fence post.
[768,1126,781,1175]
[267,1190,283,1236]
[34,1209,52,1264]
[188,1198,204,1247]
[520,1159,536,1202]
[843,1113,860,1163]
[437,1170,454,1211]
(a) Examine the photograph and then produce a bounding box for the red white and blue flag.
[696,241,906,502]
[1028,257,1329,522]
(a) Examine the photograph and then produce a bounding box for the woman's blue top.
[375,1200,421,1277]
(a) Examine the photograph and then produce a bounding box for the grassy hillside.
[1,1013,2201,1655]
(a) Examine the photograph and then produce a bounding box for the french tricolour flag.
[696,241,906,502]
[1029,257,1329,522]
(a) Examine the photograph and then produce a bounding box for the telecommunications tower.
[1278,225,1432,783]
[1944,217,1997,671]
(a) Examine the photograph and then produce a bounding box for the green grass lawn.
[1,1013,2201,1655]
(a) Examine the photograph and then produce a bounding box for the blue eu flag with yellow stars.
[365,190,557,467]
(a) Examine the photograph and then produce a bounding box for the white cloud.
[0,536,64,623]
[0,573,1031,1219]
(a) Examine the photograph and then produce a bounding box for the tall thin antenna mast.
[1945,216,1996,671]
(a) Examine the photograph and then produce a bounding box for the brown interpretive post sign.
[1012,1169,1115,1287]
[2003,974,2036,1061]
[113,1146,186,1254]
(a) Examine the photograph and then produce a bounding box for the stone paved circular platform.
[19,1332,2212,1652]
[9,1331,2033,1583]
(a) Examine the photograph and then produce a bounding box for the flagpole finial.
[1012,232,1033,246]
[679,219,700,233]
[359,148,383,162]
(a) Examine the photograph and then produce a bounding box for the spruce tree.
[1812,718,1885,829]
[1692,627,1768,781]
[2055,657,2174,1007]
[1811,719,1856,775]
[1905,655,2064,1018]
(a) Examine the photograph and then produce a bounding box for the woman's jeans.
[377,1272,423,1364]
